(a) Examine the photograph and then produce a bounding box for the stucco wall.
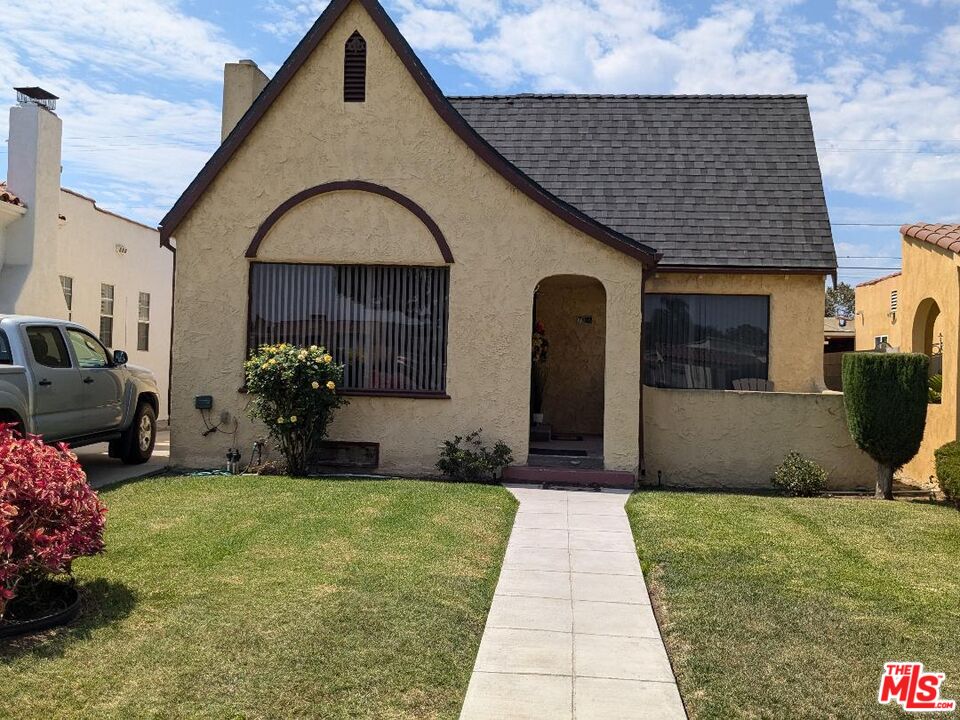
[644,272,827,392]
[56,190,173,418]
[896,237,959,483]
[537,275,605,436]
[170,1,644,474]
[854,274,902,351]
[643,386,875,489]
[853,238,960,484]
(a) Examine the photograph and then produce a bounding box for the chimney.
[221,60,269,142]
[0,87,64,317]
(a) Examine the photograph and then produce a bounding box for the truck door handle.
[83,377,95,384]
[39,379,52,386]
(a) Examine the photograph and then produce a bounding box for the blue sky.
[2,0,959,285]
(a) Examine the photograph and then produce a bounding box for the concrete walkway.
[460,485,686,720]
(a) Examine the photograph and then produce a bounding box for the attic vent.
[344,31,366,103]
[890,290,898,313]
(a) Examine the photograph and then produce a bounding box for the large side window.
[26,326,72,369]
[643,294,769,390]
[248,263,450,394]
[67,329,110,369]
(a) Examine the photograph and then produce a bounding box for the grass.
[0,476,516,720]
[626,491,960,720]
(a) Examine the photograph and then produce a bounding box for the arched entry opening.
[913,297,943,403]
[529,275,606,468]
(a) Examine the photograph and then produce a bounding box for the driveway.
[77,429,170,489]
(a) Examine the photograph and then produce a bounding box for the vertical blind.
[248,263,450,393]
[644,294,769,390]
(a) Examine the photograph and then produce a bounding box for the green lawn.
[1,476,516,720]
[626,491,960,720]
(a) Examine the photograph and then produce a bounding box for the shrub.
[772,452,828,497]
[0,425,106,619]
[842,352,928,500]
[935,441,960,508]
[436,430,513,483]
[244,343,349,476]
[929,374,943,404]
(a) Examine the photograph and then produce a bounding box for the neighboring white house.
[0,87,172,418]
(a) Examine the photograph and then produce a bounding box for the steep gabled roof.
[451,94,836,272]
[158,0,659,266]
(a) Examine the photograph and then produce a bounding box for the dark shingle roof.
[448,94,836,271]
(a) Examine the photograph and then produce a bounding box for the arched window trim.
[344,30,367,102]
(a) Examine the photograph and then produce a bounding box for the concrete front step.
[502,465,635,489]
[527,453,604,470]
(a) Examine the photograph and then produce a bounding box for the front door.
[66,328,124,433]
[24,325,85,441]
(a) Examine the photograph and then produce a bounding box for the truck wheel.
[121,402,157,465]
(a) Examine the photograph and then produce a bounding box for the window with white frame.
[100,283,114,347]
[137,292,150,351]
[59,275,73,320]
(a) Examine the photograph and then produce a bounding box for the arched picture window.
[344,31,366,102]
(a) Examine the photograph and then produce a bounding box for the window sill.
[339,389,450,399]
[237,385,449,400]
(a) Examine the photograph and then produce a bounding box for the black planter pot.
[0,584,81,639]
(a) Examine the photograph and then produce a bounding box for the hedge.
[842,352,928,469]
[935,441,960,508]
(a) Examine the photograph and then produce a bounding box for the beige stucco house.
[0,89,173,417]
[855,224,960,485]
[161,0,874,488]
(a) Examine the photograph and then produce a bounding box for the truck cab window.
[0,330,12,364]
[26,327,71,369]
[67,329,110,369]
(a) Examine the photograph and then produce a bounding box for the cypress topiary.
[842,352,929,500]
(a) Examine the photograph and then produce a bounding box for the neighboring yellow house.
[855,224,960,485]
[159,0,874,488]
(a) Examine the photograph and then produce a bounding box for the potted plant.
[531,321,549,425]
[0,425,106,637]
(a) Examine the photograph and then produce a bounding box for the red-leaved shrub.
[0,424,106,618]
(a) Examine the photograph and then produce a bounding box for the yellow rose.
[261,363,269,369]
[269,358,277,365]
[277,417,285,424]
[311,381,320,389]
[310,345,318,351]
[323,354,333,363]
[326,381,336,390]
[290,415,297,422]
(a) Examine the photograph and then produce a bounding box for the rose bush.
[244,343,348,476]
[0,424,106,619]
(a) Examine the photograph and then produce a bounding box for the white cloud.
[4,0,246,84]
[0,0,243,224]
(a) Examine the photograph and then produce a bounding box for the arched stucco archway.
[913,297,942,356]
[529,275,607,460]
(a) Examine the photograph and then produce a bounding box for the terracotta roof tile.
[901,223,960,254]
[855,271,901,288]
[0,182,24,208]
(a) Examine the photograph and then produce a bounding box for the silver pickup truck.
[0,315,160,463]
